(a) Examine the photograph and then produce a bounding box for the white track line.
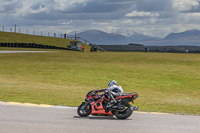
[0,50,53,53]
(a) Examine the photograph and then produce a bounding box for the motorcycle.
[77,89,138,119]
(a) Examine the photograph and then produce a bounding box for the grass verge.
[0,51,199,115]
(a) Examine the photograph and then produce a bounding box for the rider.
[95,80,124,107]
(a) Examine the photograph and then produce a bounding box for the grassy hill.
[0,31,90,51]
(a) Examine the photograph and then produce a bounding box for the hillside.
[74,30,162,45]
[0,31,92,51]
[77,30,161,45]
[127,29,200,46]
[112,29,161,42]
[77,30,130,45]
[0,31,74,47]
[164,29,200,40]
[74,29,200,46]
[142,30,200,46]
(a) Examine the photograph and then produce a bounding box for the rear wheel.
[113,102,133,119]
[77,102,92,117]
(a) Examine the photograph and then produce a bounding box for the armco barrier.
[0,43,79,51]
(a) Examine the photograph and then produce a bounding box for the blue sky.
[0,0,200,37]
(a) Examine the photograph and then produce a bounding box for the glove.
[104,89,109,93]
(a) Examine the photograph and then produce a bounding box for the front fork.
[81,101,89,110]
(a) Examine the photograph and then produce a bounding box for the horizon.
[1,27,200,39]
[74,28,200,38]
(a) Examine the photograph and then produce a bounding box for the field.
[0,49,199,115]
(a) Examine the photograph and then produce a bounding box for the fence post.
[75,32,77,40]
[15,24,16,33]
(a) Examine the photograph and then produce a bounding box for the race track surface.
[0,104,199,133]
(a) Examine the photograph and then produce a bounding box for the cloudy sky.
[0,0,200,37]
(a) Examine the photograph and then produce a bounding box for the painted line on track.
[0,101,168,114]
[0,101,77,109]
[0,50,54,54]
[0,101,53,108]
[135,111,169,115]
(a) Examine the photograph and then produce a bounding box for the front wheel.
[113,103,133,119]
[77,102,92,117]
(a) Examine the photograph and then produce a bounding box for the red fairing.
[91,99,112,116]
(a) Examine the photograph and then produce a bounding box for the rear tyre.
[77,102,92,117]
[113,102,133,119]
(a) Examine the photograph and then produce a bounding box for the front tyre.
[113,103,133,119]
[77,102,92,117]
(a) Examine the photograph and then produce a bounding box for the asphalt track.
[0,103,199,133]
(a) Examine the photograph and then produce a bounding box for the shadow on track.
[74,116,132,120]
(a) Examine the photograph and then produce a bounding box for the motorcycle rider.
[94,80,124,107]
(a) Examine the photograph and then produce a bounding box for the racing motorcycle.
[77,89,138,119]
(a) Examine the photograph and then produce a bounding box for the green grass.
[0,31,90,51]
[0,51,199,115]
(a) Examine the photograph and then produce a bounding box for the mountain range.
[75,29,200,46]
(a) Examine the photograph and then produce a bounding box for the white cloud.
[30,5,49,14]
[59,20,73,25]
[15,1,48,16]
[173,0,199,11]
[53,0,89,12]
[178,12,200,23]
[125,11,160,17]
[9,0,90,17]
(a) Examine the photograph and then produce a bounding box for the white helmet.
[108,80,117,87]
